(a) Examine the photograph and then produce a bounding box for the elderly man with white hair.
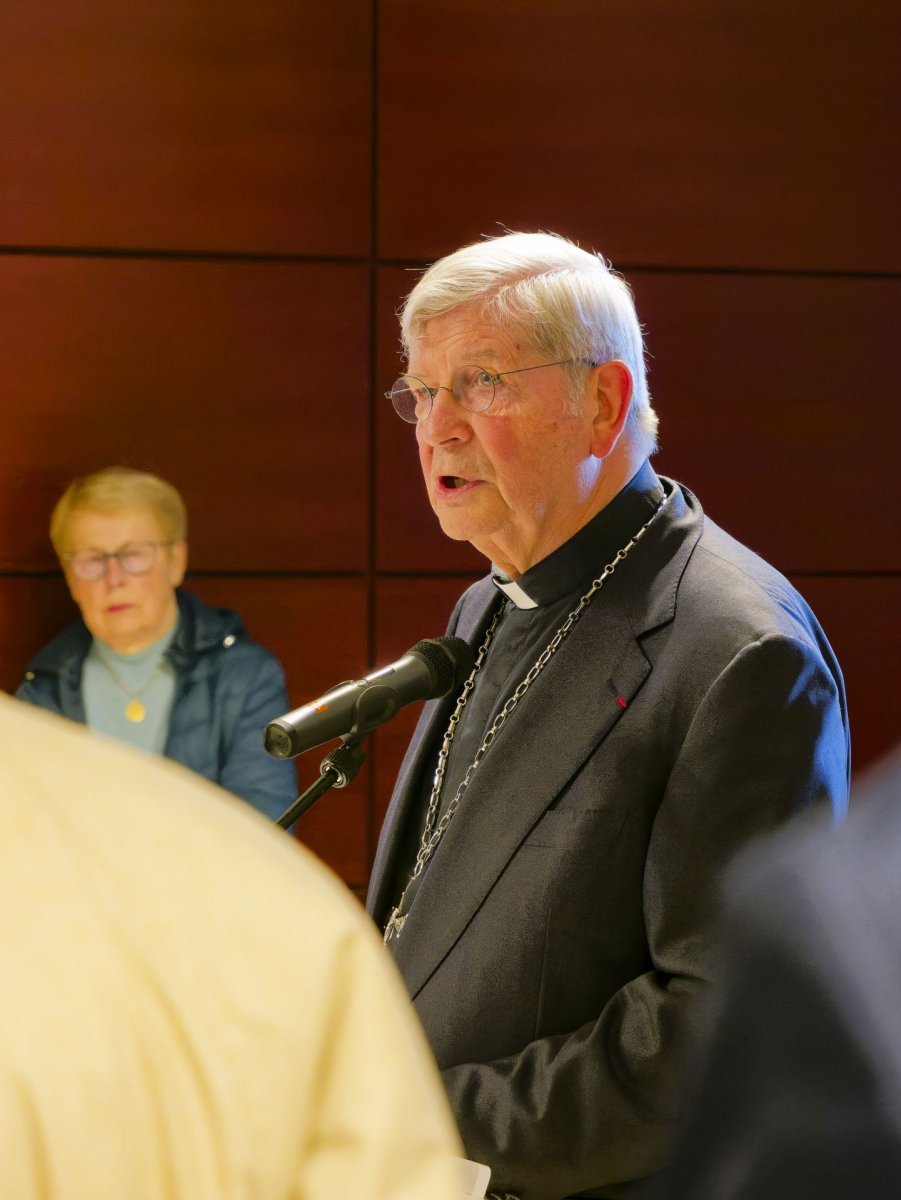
[368,231,850,1200]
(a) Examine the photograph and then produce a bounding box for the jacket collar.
[167,589,245,669]
[490,460,666,610]
[23,589,246,677]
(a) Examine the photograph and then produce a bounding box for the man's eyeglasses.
[62,541,174,582]
[386,358,597,424]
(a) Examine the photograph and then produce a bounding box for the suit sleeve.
[217,648,298,821]
[440,633,850,1200]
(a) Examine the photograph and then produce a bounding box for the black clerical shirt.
[385,460,667,927]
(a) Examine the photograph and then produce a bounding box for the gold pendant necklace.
[97,657,162,723]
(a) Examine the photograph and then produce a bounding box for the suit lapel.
[391,588,651,998]
[384,482,703,998]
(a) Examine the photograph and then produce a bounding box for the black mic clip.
[342,682,403,744]
[273,679,406,829]
[276,738,367,831]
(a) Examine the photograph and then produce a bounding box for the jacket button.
[24,671,35,680]
[223,635,236,648]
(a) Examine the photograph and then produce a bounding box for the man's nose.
[418,385,470,444]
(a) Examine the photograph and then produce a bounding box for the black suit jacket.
[367,480,850,1200]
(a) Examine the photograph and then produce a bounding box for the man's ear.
[589,360,633,458]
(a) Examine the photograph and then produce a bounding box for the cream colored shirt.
[0,693,462,1200]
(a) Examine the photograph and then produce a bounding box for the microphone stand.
[272,682,415,830]
[275,738,367,830]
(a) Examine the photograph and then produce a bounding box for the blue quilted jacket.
[16,589,297,821]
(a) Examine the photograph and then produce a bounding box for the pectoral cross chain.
[383,906,408,944]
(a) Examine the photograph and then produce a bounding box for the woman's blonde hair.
[50,467,188,555]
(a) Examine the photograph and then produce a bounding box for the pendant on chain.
[383,906,407,944]
[125,697,147,723]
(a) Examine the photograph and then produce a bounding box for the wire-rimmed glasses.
[386,358,596,424]
[62,540,174,581]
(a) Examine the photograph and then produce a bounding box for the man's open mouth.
[441,476,468,490]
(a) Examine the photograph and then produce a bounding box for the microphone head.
[409,635,476,697]
[264,719,297,760]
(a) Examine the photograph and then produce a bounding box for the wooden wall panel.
[376,266,900,575]
[379,0,899,271]
[635,273,901,573]
[0,257,370,573]
[187,576,370,707]
[0,576,75,696]
[0,1,372,254]
[189,575,371,883]
[1,1,897,892]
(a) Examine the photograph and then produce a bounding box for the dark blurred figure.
[655,745,901,1199]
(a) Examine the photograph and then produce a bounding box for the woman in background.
[17,466,297,821]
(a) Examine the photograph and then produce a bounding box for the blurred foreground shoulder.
[0,693,462,1200]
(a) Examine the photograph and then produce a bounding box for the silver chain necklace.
[383,490,670,943]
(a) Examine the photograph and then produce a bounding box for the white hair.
[400,231,658,456]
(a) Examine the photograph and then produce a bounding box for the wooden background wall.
[1,1,898,893]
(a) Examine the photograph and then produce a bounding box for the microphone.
[264,636,476,760]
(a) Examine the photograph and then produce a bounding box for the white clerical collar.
[490,573,539,610]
